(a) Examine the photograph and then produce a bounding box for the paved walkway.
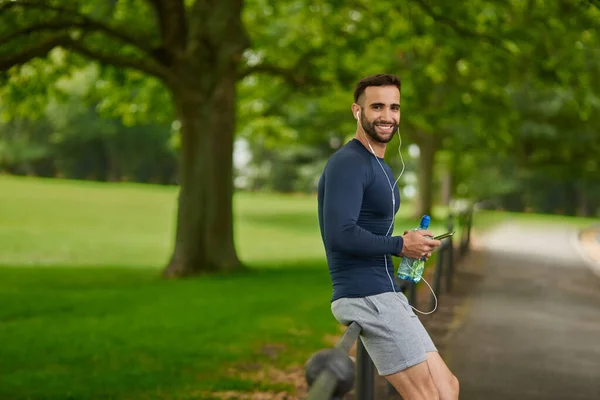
[444,223,600,400]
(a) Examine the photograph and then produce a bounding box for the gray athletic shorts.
[331,291,437,376]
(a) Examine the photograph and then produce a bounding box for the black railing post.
[459,210,468,256]
[446,216,455,292]
[458,205,474,257]
[431,242,445,310]
[356,339,375,400]
[446,237,455,292]
[408,281,417,305]
[465,206,473,251]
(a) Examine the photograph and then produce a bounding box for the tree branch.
[65,38,168,79]
[0,1,158,59]
[411,0,513,55]
[0,34,169,80]
[153,0,187,52]
[239,64,301,85]
[0,34,65,71]
[239,47,326,87]
[239,62,326,87]
[0,20,152,54]
[189,0,245,44]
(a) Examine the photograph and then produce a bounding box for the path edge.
[570,225,600,279]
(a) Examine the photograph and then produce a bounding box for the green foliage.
[0,63,177,182]
[0,1,171,124]
[1,0,600,214]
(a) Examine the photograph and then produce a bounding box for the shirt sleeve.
[322,153,404,257]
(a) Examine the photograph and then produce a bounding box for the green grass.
[472,209,599,234]
[0,175,447,269]
[0,174,443,400]
[0,176,176,268]
[0,265,336,399]
[4,175,593,399]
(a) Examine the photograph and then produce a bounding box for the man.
[317,74,459,400]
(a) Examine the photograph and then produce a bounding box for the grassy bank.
[0,175,434,399]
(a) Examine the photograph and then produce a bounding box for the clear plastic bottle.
[397,215,431,283]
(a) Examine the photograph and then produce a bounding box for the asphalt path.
[445,222,600,400]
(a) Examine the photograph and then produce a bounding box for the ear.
[351,103,361,121]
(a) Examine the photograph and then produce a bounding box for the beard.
[360,110,398,144]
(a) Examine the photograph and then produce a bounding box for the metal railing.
[305,206,474,399]
[458,207,473,257]
[305,322,363,400]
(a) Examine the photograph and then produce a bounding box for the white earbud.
[356,111,360,120]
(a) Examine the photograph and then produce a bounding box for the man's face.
[358,86,401,144]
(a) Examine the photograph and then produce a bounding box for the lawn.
[0,175,447,400]
[4,175,593,399]
[472,208,599,233]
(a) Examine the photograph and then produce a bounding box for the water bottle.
[397,215,431,283]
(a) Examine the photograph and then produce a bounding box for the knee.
[389,374,440,400]
[448,374,460,399]
[438,374,459,400]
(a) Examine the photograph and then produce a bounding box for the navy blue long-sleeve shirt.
[317,138,403,302]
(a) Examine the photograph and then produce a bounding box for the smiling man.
[317,74,459,400]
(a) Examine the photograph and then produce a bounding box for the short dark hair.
[353,74,401,104]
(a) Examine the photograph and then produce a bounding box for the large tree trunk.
[163,73,243,277]
[416,134,437,218]
[162,0,248,277]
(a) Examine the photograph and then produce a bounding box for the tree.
[404,0,600,216]
[2,0,597,279]
[0,0,365,277]
[0,0,260,277]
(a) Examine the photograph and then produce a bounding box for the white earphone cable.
[357,113,437,315]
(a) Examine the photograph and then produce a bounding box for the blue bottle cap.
[420,215,431,229]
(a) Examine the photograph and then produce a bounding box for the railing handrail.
[305,322,362,399]
[334,321,362,353]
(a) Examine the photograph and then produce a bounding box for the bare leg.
[384,360,440,400]
[426,352,459,400]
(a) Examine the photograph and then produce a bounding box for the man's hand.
[399,230,441,260]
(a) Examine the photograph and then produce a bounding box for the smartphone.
[433,231,455,240]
